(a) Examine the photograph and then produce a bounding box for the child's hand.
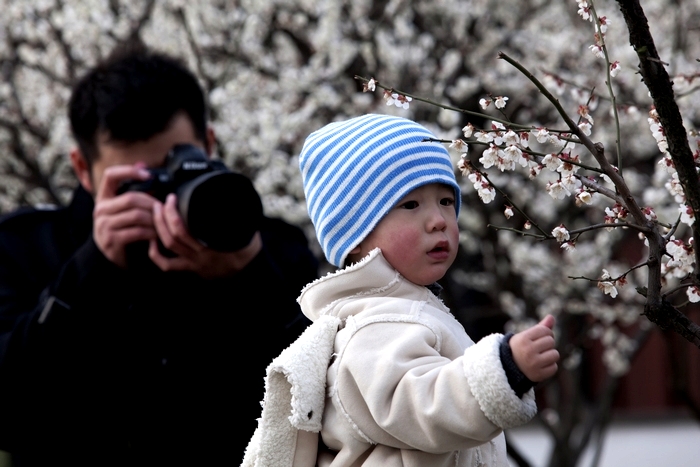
[509,315,559,382]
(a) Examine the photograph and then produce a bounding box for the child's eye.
[400,200,419,210]
[440,198,455,207]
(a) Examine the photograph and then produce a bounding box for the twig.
[569,260,650,283]
[355,75,569,134]
[427,137,605,174]
[497,51,648,227]
[477,168,551,237]
[569,221,648,235]
[576,175,626,206]
[589,3,624,174]
[661,281,695,299]
[487,225,547,239]
[664,215,683,241]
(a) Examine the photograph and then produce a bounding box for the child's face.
[350,183,459,286]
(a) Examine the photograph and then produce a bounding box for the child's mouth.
[428,242,450,258]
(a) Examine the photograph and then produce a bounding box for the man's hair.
[68,41,208,166]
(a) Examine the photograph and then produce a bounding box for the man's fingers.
[152,202,192,257]
[163,195,188,240]
[95,205,155,232]
[164,194,203,250]
[94,191,157,219]
[102,226,158,250]
[148,240,189,272]
[154,195,203,253]
[96,165,151,201]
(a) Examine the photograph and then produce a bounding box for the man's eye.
[440,198,455,206]
[400,201,419,209]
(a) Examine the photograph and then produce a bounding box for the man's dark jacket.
[0,186,317,466]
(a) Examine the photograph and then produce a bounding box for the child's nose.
[427,208,447,232]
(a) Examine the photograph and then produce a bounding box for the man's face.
[350,183,459,286]
[74,113,208,195]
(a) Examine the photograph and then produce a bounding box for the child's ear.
[343,245,363,267]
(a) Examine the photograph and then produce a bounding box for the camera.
[118,143,263,252]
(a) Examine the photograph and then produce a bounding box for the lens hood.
[177,171,263,251]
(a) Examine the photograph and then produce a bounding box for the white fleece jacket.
[243,249,537,467]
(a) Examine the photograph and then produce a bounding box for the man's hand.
[149,193,263,279]
[93,164,158,268]
[509,315,559,382]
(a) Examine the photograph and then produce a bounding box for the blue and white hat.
[299,114,461,267]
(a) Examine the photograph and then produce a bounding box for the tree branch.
[498,51,648,227]
[615,0,700,347]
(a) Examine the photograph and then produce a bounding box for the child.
[242,114,559,467]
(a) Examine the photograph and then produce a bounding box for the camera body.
[118,143,263,252]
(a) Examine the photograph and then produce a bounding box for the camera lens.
[177,171,263,251]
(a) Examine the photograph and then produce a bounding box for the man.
[0,43,317,466]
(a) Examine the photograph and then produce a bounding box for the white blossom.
[576,190,593,205]
[578,121,592,135]
[519,132,530,148]
[477,184,496,203]
[385,92,412,109]
[546,180,571,199]
[687,286,700,303]
[597,16,610,34]
[494,96,509,109]
[533,128,550,143]
[589,44,605,59]
[542,154,560,171]
[665,238,694,278]
[475,131,494,143]
[561,241,576,251]
[552,224,570,242]
[462,123,474,138]
[504,144,525,167]
[598,281,618,298]
[560,174,582,193]
[642,207,657,221]
[610,61,621,77]
[603,347,630,376]
[449,139,467,152]
[479,144,499,169]
[468,172,496,204]
[666,172,685,203]
[679,204,695,226]
[577,1,592,21]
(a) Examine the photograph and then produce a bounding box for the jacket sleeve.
[0,224,136,451]
[330,320,537,454]
[0,230,129,357]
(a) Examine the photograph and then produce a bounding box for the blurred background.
[0,0,698,466]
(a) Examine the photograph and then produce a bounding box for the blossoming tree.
[0,0,698,465]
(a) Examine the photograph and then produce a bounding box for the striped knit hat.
[299,114,461,267]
